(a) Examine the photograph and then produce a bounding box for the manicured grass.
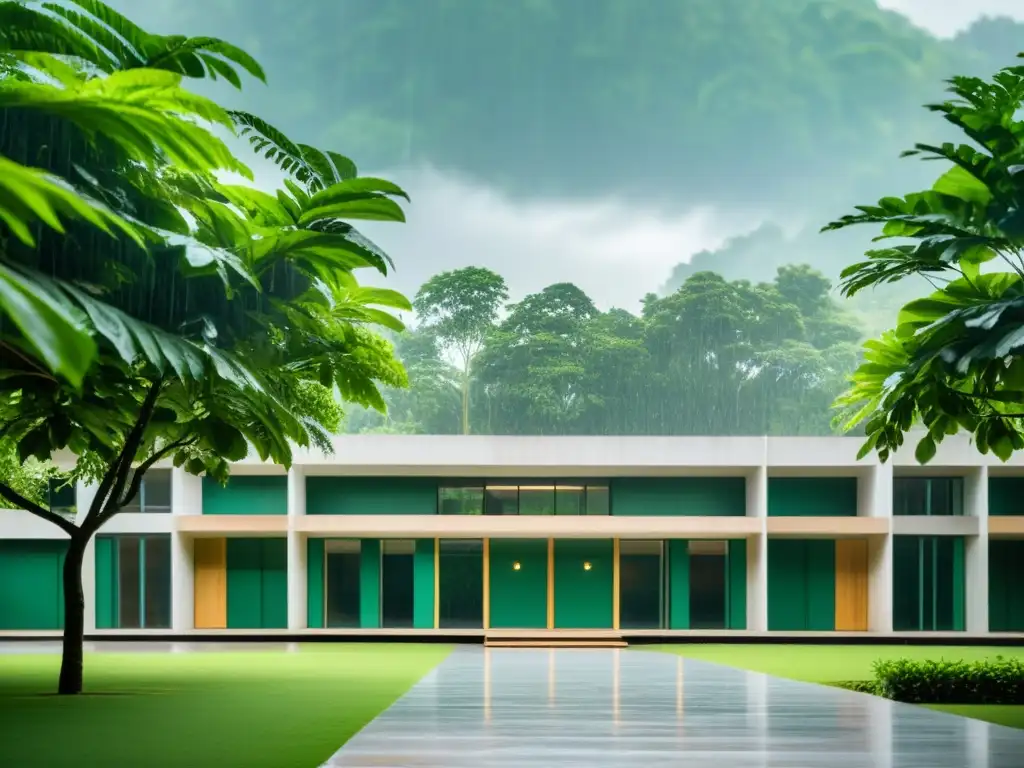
[653,644,1024,729]
[0,643,451,768]
[927,704,1024,729]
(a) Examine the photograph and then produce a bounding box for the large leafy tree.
[828,53,1024,463]
[413,267,508,434]
[0,1,409,694]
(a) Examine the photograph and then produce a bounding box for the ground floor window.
[688,540,728,630]
[619,540,665,629]
[438,539,483,628]
[325,540,361,628]
[96,535,171,629]
[893,535,964,631]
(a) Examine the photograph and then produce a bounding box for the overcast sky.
[878,0,1024,36]
[209,1,1024,313]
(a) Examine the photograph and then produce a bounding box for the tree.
[413,267,507,434]
[828,53,1024,463]
[0,1,410,694]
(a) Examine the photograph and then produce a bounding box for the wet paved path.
[323,646,1024,768]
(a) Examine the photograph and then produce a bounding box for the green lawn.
[0,644,451,768]
[653,644,1024,729]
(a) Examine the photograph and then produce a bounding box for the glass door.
[381,539,415,628]
[688,540,727,629]
[325,540,361,628]
[619,540,665,629]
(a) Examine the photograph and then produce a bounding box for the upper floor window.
[122,469,172,514]
[48,479,76,520]
[893,477,963,516]
[439,482,609,515]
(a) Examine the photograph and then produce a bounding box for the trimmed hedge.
[871,657,1024,704]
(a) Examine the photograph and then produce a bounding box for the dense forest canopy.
[344,263,861,437]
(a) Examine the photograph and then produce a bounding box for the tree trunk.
[461,366,471,435]
[58,535,87,695]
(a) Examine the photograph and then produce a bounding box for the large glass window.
[108,535,171,629]
[892,536,965,631]
[438,539,484,628]
[688,540,727,629]
[381,539,415,628]
[619,540,665,629]
[122,469,172,514]
[893,477,963,516]
[440,482,609,515]
[325,540,361,628]
[438,486,483,515]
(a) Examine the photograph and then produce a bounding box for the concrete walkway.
[323,646,1024,767]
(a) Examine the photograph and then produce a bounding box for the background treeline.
[345,264,861,436]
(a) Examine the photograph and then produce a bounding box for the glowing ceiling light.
[513,561,521,571]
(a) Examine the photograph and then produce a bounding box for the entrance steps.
[484,629,627,649]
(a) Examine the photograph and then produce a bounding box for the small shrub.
[872,656,1024,704]
[835,680,878,695]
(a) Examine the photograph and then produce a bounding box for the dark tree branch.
[0,482,77,536]
[86,379,163,525]
[93,437,195,528]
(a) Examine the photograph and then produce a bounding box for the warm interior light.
[513,561,521,571]
[583,561,592,571]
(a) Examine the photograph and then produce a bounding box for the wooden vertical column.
[835,539,869,631]
[612,538,621,630]
[482,538,490,630]
[193,537,227,629]
[546,538,555,629]
[433,537,440,629]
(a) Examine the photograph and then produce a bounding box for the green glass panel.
[94,536,117,630]
[727,539,747,630]
[226,538,263,629]
[359,539,381,628]
[307,477,437,515]
[307,538,325,629]
[0,541,66,630]
[767,478,857,516]
[260,539,287,629]
[988,477,1024,516]
[892,535,921,630]
[204,476,287,515]
[667,539,690,629]
[553,539,613,629]
[439,486,483,515]
[989,540,1024,631]
[805,540,836,631]
[413,539,435,629]
[610,478,745,516]
[325,544,361,628]
[142,536,172,630]
[619,541,664,629]
[438,539,484,628]
[893,478,963,516]
[488,539,547,628]
[768,539,807,630]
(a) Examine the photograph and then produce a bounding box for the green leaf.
[932,165,991,205]
[914,434,937,464]
[0,262,96,387]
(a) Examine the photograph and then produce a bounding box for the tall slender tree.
[414,267,507,434]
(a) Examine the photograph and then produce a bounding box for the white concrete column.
[868,461,894,633]
[170,471,202,632]
[287,466,307,630]
[76,482,99,633]
[964,465,989,633]
[746,462,768,631]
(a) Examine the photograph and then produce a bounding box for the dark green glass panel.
[989,477,1024,516]
[118,537,141,629]
[767,477,856,516]
[893,478,963,516]
[438,539,484,628]
[484,487,518,515]
[619,542,663,629]
[439,486,483,515]
[689,549,727,629]
[143,536,171,629]
[326,546,361,628]
[519,487,555,515]
[381,540,415,628]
